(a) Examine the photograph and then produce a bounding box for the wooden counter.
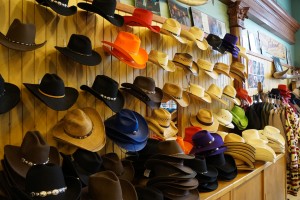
[200,154,286,200]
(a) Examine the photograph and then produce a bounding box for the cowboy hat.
[261,126,285,146]
[0,19,46,51]
[55,34,101,66]
[215,109,234,129]
[4,131,60,178]
[236,88,253,105]
[206,84,228,106]
[191,131,224,155]
[124,8,160,33]
[214,62,232,78]
[176,136,193,154]
[184,157,218,179]
[236,45,249,63]
[230,61,247,82]
[184,126,202,144]
[190,109,219,132]
[186,83,211,103]
[230,105,248,130]
[173,53,199,76]
[135,186,164,200]
[52,107,106,152]
[102,31,148,68]
[78,0,124,27]
[0,74,20,114]
[80,75,124,112]
[206,34,224,53]
[206,153,237,175]
[145,159,195,175]
[160,18,186,44]
[189,26,209,50]
[148,50,176,72]
[222,85,241,106]
[35,0,77,16]
[23,73,78,111]
[163,83,190,107]
[197,59,219,79]
[153,140,194,159]
[176,0,208,6]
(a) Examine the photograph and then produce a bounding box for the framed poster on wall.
[135,0,161,16]
[168,0,191,27]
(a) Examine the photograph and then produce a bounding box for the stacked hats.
[259,126,285,153]
[230,62,248,83]
[223,133,256,170]
[144,140,200,200]
[230,105,248,130]
[172,53,199,76]
[105,109,149,151]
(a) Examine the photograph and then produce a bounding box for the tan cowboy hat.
[146,108,178,140]
[148,50,176,72]
[173,53,199,76]
[206,84,228,106]
[246,139,276,162]
[224,133,245,143]
[197,59,219,79]
[224,151,255,169]
[52,108,106,152]
[214,62,232,78]
[222,85,241,106]
[190,26,209,50]
[216,131,228,141]
[260,126,285,146]
[215,109,234,129]
[176,0,208,6]
[236,45,249,63]
[160,18,186,44]
[242,129,268,144]
[163,83,190,107]
[230,61,248,82]
[190,108,219,132]
[185,83,211,103]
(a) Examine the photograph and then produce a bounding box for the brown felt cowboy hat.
[0,74,20,114]
[0,19,46,51]
[4,131,60,178]
[52,108,106,152]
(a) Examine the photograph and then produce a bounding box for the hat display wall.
[0,74,20,114]
[197,59,219,79]
[102,31,148,68]
[121,76,163,109]
[148,50,176,72]
[190,109,219,132]
[24,73,78,111]
[52,108,106,152]
[230,61,247,82]
[215,109,234,129]
[186,83,211,103]
[176,0,208,6]
[55,34,102,66]
[146,108,178,140]
[35,0,77,16]
[124,8,160,33]
[160,18,186,44]
[206,84,228,106]
[172,53,199,76]
[80,75,124,112]
[222,85,241,106]
[4,131,60,178]
[0,19,46,51]
[162,83,190,107]
[77,0,124,27]
[214,62,232,78]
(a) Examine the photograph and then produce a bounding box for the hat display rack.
[0,0,290,199]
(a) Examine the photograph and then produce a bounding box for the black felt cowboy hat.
[23,73,78,111]
[81,75,124,112]
[0,19,46,51]
[55,34,101,66]
[35,0,77,16]
[0,74,20,114]
[77,0,124,27]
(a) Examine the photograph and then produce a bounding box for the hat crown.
[190,26,204,40]
[184,126,202,143]
[162,18,181,35]
[38,73,66,97]
[214,62,230,73]
[92,0,117,16]
[148,50,168,66]
[180,29,195,41]
[91,75,119,98]
[231,61,245,72]
[89,171,123,199]
[197,59,213,71]
[223,33,238,45]
[67,34,93,56]
[133,8,153,25]
[156,140,185,156]
[216,109,233,122]
[26,163,66,195]
[152,108,171,127]
[223,85,236,98]
[115,109,139,134]
[20,131,50,164]
[196,109,214,125]
[173,53,193,67]
[231,105,245,118]
[242,129,260,141]
[224,133,245,143]
[6,19,37,45]
[63,109,93,137]
[163,83,183,99]
[133,76,156,92]
[189,83,205,97]
[278,84,289,92]
[73,148,103,173]
[206,34,222,48]
[184,157,208,173]
[207,84,222,98]
[114,31,141,55]
[102,153,125,176]
[192,130,215,147]
[0,74,4,95]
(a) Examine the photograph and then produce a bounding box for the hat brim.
[146,118,178,140]
[195,39,209,50]
[55,46,101,66]
[176,0,208,6]
[222,95,241,106]
[224,151,255,169]
[198,179,218,192]
[1,157,25,190]
[4,145,60,178]
[204,70,219,80]
[42,0,77,16]
[77,2,124,27]
[215,115,234,129]
[52,107,106,152]
[0,32,46,51]
[190,115,219,132]
[124,16,161,33]
[160,28,186,44]
[23,83,78,111]
[80,85,124,113]
[187,91,211,103]
[163,90,190,107]
[206,91,228,106]
[148,58,176,72]
[146,159,195,175]
[0,82,20,114]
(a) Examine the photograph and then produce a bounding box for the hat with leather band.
[186,83,211,103]
[215,109,234,129]
[148,50,176,72]
[172,53,199,76]
[190,108,219,132]
[160,18,186,44]
[222,85,241,106]
[206,84,228,106]
[230,61,247,82]
[197,59,219,79]
[163,83,190,107]
[214,62,232,78]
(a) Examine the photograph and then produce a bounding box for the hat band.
[223,93,235,99]
[5,36,36,46]
[196,115,213,126]
[203,68,213,73]
[21,157,49,167]
[50,0,68,7]
[66,47,93,56]
[38,89,65,98]
[0,89,5,97]
[100,93,117,101]
[141,88,156,94]
[164,29,180,37]
[30,186,67,197]
[171,94,182,100]
[64,126,93,139]
[159,123,170,128]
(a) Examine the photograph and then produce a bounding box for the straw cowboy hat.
[222,85,241,106]
[261,126,285,146]
[214,62,232,78]
[236,45,249,63]
[215,109,234,129]
[186,83,211,103]
[4,131,60,178]
[23,73,78,111]
[78,0,124,27]
[0,74,20,114]
[230,61,248,82]
[0,19,46,51]
[162,83,190,107]
[160,18,186,44]
[124,8,160,33]
[55,34,102,66]
[172,53,199,76]
[176,0,208,6]
[102,31,148,68]
[148,50,176,72]
[197,59,219,79]
[190,108,219,132]
[36,0,77,16]
[190,26,209,50]
[206,84,228,106]
[146,108,178,140]
[52,107,106,152]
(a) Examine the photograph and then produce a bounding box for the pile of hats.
[259,126,285,153]
[230,105,248,130]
